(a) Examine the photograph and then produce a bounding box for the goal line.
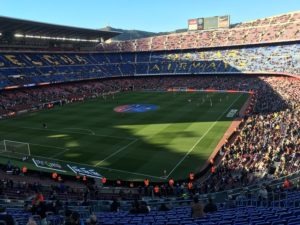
[0,139,31,160]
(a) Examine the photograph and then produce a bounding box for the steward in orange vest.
[189,172,195,181]
[144,179,150,187]
[154,185,160,194]
[211,166,216,174]
[22,166,27,174]
[169,178,174,187]
[188,181,193,190]
[101,177,107,184]
[52,172,58,180]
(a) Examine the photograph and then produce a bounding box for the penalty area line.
[17,149,165,180]
[96,165,167,180]
[94,139,139,166]
[19,126,136,140]
[51,148,71,158]
[166,94,242,178]
[27,142,70,158]
[28,142,68,150]
[94,139,167,180]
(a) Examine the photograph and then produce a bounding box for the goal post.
[0,140,31,159]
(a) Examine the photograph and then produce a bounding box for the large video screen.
[203,16,219,30]
[188,15,230,30]
[188,19,198,31]
[218,15,230,28]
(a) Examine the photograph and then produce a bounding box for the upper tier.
[0,43,299,89]
[97,11,300,52]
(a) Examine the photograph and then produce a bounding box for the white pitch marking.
[0,141,69,158]
[27,142,68,150]
[94,138,139,166]
[51,148,71,158]
[97,165,167,180]
[20,126,135,140]
[27,142,70,158]
[166,94,242,178]
[16,151,165,180]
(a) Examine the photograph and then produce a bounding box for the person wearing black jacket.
[36,201,47,225]
[110,198,120,212]
[204,198,218,213]
[0,207,15,225]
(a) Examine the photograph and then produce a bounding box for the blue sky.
[0,0,299,32]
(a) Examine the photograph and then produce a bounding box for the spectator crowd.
[98,11,300,52]
[0,74,299,225]
[1,75,299,193]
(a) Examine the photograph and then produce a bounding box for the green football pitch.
[0,91,249,181]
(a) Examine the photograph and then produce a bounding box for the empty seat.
[271,220,287,225]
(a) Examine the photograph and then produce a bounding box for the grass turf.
[0,91,249,181]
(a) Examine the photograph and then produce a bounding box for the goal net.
[0,140,31,159]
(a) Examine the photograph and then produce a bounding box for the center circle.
[114,104,159,113]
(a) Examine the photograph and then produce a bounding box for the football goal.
[0,140,31,159]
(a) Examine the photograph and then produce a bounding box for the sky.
[0,0,299,32]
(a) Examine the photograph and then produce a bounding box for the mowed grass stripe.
[172,98,246,178]
[166,94,242,177]
[0,92,249,180]
[90,93,246,178]
[95,93,196,172]
[0,124,134,163]
[94,138,139,166]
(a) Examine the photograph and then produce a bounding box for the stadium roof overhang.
[0,16,120,42]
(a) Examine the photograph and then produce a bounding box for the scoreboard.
[188,15,230,31]
[218,15,230,28]
[188,19,198,31]
[204,16,219,30]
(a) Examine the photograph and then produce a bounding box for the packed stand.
[1,76,299,193]
[202,76,300,193]
[98,12,300,52]
[0,44,299,90]
[0,75,299,224]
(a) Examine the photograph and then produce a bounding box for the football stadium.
[0,1,299,224]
